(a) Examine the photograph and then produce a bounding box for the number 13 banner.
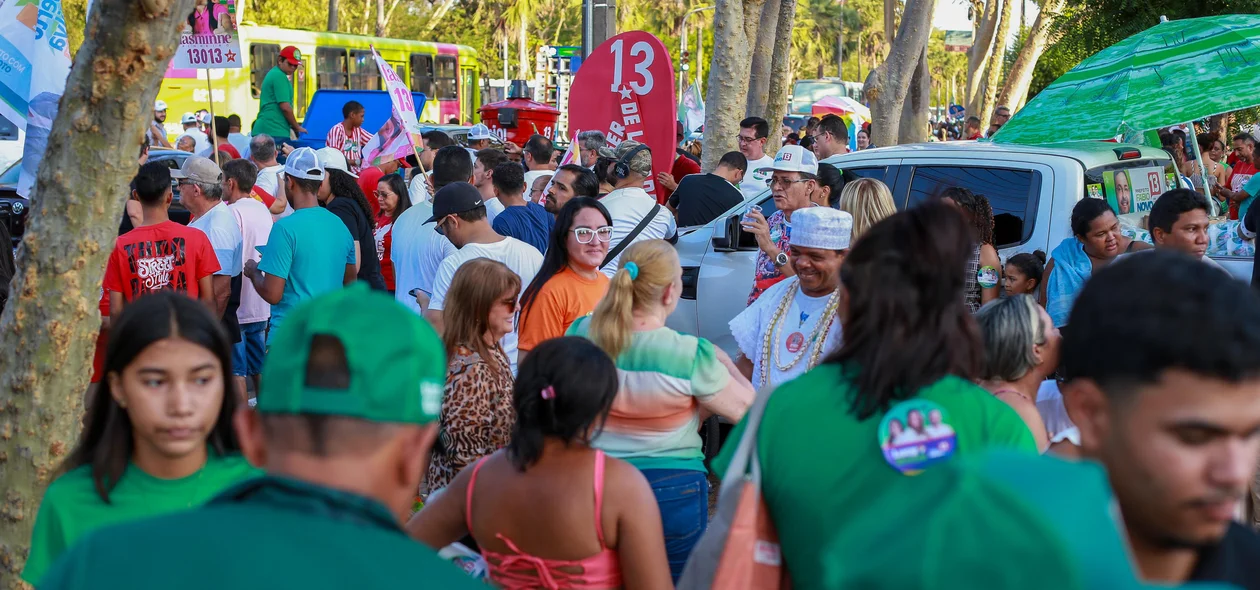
[171,0,242,69]
[568,31,676,203]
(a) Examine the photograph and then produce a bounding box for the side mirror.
[712,213,739,252]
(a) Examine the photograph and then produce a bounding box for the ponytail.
[587,240,679,360]
[590,267,637,360]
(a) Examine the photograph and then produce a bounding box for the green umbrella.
[993,15,1260,145]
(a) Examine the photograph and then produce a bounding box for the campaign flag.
[567,31,677,203]
[171,0,243,69]
[679,83,704,136]
[373,46,424,153]
[538,130,580,202]
[362,45,428,168]
[0,0,72,197]
[362,112,413,167]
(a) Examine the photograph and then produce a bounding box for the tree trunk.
[745,0,781,118]
[0,0,195,581]
[702,0,766,172]
[328,0,338,31]
[518,12,529,80]
[965,0,999,116]
[863,0,936,148]
[997,0,1062,112]
[897,44,930,144]
[977,0,1011,127]
[763,0,797,154]
[883,0,897,45]
[375,0,386,36]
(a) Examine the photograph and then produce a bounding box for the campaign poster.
[0,0,72,197]
[567,31,676,203]
[171,0,242,69]
[1103,167,1164,216]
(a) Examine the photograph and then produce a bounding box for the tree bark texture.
[965,0,999,116]
[701,0,766,171]
[518,12,529,80]
[862,0,935,148]
[997,0,1063,112]
[897,45,930,144]
[328,0,339,31]
[883,0,897,46]
[0,0,195,582]
[763,0,797,154]
[375,0,386,36]
[745,0,780,119]
[978,0,1011,126]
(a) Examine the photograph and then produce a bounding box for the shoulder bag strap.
[601,203,662,270]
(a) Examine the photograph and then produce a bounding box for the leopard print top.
[425,344,515,493]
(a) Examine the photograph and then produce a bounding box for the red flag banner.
[568,31,677,203]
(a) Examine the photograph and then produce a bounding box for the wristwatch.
[773,252,790,268]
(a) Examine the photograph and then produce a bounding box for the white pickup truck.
[668,140,1254,354]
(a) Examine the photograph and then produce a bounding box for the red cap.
[279,46,302,66]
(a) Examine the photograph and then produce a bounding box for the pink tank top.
[466,450,623,589]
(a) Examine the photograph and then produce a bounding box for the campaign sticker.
[785,331,805,353]
[878,400,958,476]
[977,265,999,289]
[1087,183,1104,200]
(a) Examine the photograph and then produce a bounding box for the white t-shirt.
[228,197,274,324]
[729,277,842,389]
[392,202,451,313]
[1036,380,1079,446]
[252,163,292,221]
[409,171,432,205]
[190,201,243,277]
[429,237,544,373]
[484,196,505,225]
[177,128,211,154]
[739,154,775,199]
[599,186,678,278]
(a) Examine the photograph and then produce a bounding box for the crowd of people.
[12,48,1260,588]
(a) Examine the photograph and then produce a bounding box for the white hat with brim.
[767,144,819,175]
[316,146,358,179]
[284,147,327,181]
[791,207,853,251]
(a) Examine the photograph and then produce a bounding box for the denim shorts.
[641,468,709,583]
[232,321,268,377]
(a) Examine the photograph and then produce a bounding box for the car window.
[846,166,889,184]
[906,165,1041,248]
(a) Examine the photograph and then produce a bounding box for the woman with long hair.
[711,203,1036,588]
[976,294,1061,452]
[22,292,257,585]
[408,337,673,589]
[374,174,411,293]
[942,187,1001,311]
[1041,198,1149,327]
[318,148,387,290]
[838,178,896,243]
[1198,134,1232,191]
[569,239,754,582]
[425,259,521,493]
[517,197,613,358]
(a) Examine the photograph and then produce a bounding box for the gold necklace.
[758,281,841,388]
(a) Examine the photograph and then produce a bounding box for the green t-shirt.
[22,454,259,585]
[37,475,484,590]
[712,364,1036,588]
[254,66,294,139]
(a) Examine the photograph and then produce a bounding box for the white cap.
[768,145,819,175]
[181,112,197,124]
[284,147,326,181]
[468,123,493,141]
[154,100,168,111]
[791,207,853,251]
[196,110,211,123]
[316,146,357,178]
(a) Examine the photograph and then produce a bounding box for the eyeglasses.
[434,214,453,236]
[766,177,811,188]
[573,226,614,244]
[737,135,761,145]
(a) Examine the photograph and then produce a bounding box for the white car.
[667,140,1249,355]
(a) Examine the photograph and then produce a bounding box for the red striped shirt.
[325,123,374,174]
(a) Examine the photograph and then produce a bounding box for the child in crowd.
[1005,251,1047,296]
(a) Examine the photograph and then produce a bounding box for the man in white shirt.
[409,146,482,312]
[523,134,557,195]
[466,123,494,154]
[472,147,508,224]
[730,206,851,389]
[738,117,775,199]
[222,158,273,399]
[424,182,542,374]
[409,130,454,205]
[177,112,212,155]
[249,135,289,216]
[176,157,244,342]
[597,140,678,278]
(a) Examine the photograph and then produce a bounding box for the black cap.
[425,182,484,223]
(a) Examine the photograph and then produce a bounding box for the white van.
[667,141,1252,355]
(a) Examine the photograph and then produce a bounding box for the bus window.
[316,47,348,89]
[461,67,474,123]
[435,55,457,100]
[350,50,380,90]
[410,54,434,98]
[250,43,279,99]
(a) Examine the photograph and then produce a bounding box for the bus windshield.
[790,80,864,114]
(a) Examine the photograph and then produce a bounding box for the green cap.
[821,452,1234,590]
[259,283,446,424]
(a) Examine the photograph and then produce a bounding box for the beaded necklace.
[757,281,842,389]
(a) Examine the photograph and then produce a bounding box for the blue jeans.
[231,321,268,377]
[641,468,709,582]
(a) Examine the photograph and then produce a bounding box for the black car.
[1,149,193,246]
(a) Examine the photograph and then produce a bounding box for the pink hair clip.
[541,386,556,400]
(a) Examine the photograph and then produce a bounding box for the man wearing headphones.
[597,140,678,278]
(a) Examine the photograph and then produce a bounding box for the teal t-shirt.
[37,475,484,590]
[712,364,1037,588]
[258,207,355,333]
[1241,173,1260,219]
[22,454,259,585]
[254,66,294,139]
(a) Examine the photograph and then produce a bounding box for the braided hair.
[941,187,995,246]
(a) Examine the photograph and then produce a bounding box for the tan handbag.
[678,388,790,589]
